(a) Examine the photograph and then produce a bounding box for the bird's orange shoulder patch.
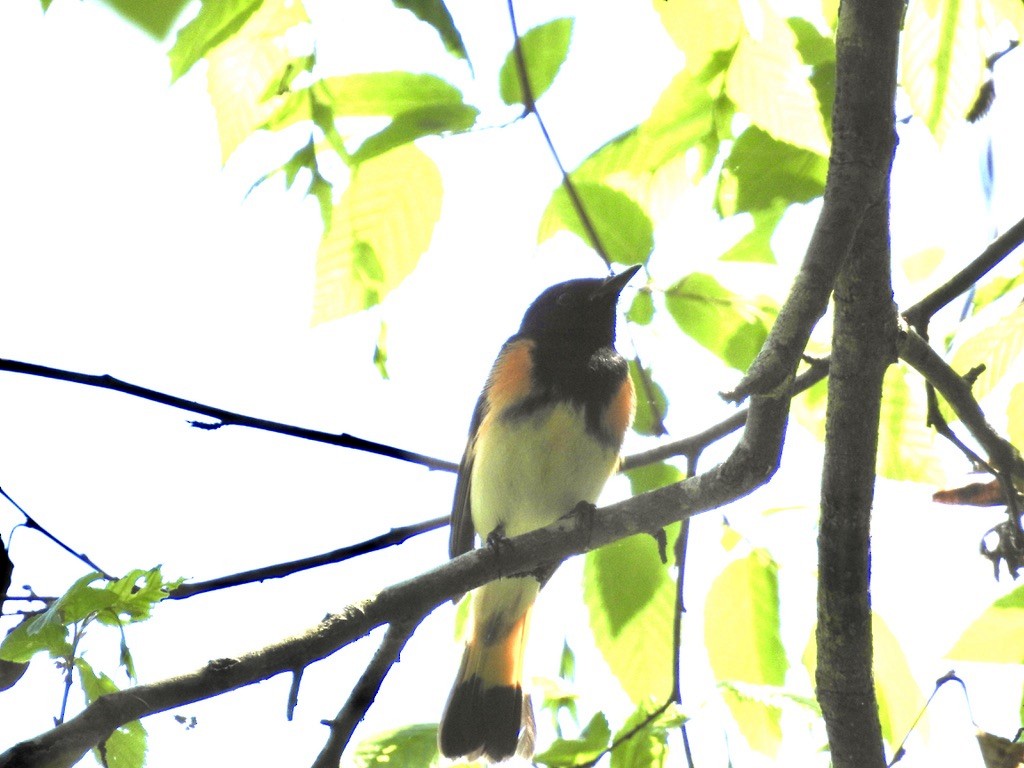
[603,374,636,443]
[485,339,535,413]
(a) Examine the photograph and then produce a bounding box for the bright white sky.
[1,1,1024,767]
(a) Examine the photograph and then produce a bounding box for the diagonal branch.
[0,358,456,473]
[310,621,416,768]
[168,516,448,600]
[903,212,1024,332]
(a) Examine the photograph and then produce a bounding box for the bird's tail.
[438,578,537,762]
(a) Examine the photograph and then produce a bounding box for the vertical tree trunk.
[814,1,902,765]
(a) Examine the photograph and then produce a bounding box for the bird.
[438,265,640,763]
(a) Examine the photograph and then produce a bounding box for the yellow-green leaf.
[312,144,441,323]
[169,0,263,81]
[949,304,1024,409]
[652,0,743,70]
[705,551,786,756]
[538,182,653,265]
[499,18,573,106]
[1009,383,1024,449]
[948,583,1024,663]
[584,532,675,704]
[876,364,945,485]
[901,0,987,143]
[725,0,830,155]
[205,0,309,163]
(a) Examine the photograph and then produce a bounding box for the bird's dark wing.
[449,390,488,559]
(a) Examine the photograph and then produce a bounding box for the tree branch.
[168,516,448,600]
[0,485,115,580]
[817,198,894,768]
[310,621,415,768]
[0,376,795,768]
[0,358,457,473]
[902,212,1024,332]
[811,0,902,765]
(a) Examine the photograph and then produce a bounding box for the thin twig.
[0,485,115,580]
[0,358,456,473]
[903,212,1024,331]
[168,516,448,600]
[505,0,613,268]
[311,621,417,768]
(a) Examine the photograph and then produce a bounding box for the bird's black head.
[517,265,641,351]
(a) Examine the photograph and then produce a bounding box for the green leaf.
[534,712,610,767]
[205,0,310,163]
[610,703,687,768]
[719,203,787,263]
[665,273,775,371]
[351,723,439,768]
[350,103,478,164]
[391,0,470,62]
[168,0,264,81]
[876,364,944,484]
[628,359,668,437]
[538,182,653,265]
[98,567,177,625]
[102,0,191,39]
[319,72,468,117]
[78,659,148,768]
[973,267,1024,313]
[705,551,786,756]
[499,18,574,106]
[313,144,442,322]
[725,3,830,155]
[949,583,1024,662]
[717,126,828,216]
[627,289,654,325]
[651,0,743,71]
[788,17,835,67]
[373,321,390,380]
[873,614,927,747]
[901,0,987,143]
[949,304,1024,410]
[626,462,684,498]
[584,533,675,703]
[0,613,71,663]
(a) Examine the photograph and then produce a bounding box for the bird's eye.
[556,292,572,307]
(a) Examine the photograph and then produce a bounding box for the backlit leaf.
[313,144,442,322]
[949,583,1024,663]
[949,304,1024,409]
[584,533,675,703]
[391,0,470,63]
[169,0,264,81]
[725,1,830,155]
[717,126,827,217]
[665,273,775,371]
[351,723,440,768]
[901,0,987,143]
[652,0,743,71]
[538,182,653,265]
[499,18,574,106]
[535,713,610,767]
[205,0,310,163]
[706,551,786,755]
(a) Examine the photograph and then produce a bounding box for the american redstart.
[438,265,640,762]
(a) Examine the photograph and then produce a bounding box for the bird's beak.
[593,264,642,300]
